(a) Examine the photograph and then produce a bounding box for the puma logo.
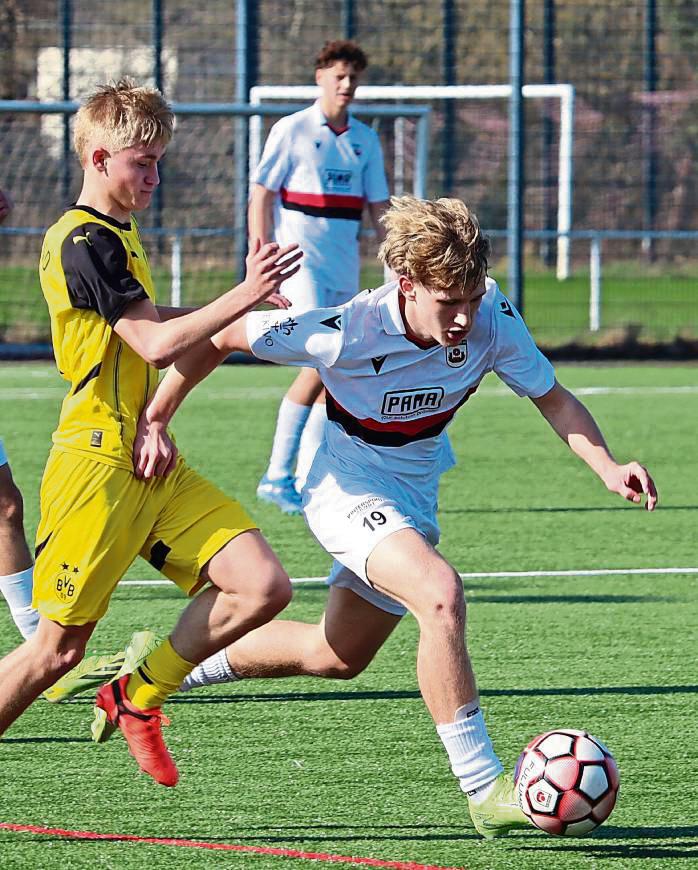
[73,232,92,246]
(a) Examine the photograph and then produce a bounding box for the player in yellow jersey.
[0,79,301,787]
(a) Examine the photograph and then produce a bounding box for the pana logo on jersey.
[381,386,444,416]
[324,168,353,191]
[445,340,468,368]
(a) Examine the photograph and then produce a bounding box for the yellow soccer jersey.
[39,205,159,469]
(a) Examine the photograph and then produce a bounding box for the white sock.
[436,700,504,795]
[0,566,39,640]
[266,398,312,481]
[294,403,327,492]
[179,647,239,692]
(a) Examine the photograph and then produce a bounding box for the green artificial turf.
[0,361,696,869]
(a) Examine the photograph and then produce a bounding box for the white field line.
[119,566,698,587]
[2,384,698,401]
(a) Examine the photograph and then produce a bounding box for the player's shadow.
[520,824,698,859]
[441,504,697,515]
[170,683,698,705]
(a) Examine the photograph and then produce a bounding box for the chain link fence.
[1,0,697,352]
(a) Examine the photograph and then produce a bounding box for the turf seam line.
[0,822,466,870]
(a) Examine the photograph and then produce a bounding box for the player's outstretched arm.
[531,381,658,511]
[115,240,301,369]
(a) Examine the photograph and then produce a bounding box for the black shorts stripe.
[149,540,171,571]
[281,201,363,221]
[35,533,52,560]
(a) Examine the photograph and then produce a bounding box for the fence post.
[507,0,525,312]
[170,235,182,307]
[589,235,601,331]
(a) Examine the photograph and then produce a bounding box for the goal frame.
[250,83,575,279]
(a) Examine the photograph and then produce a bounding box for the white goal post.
[250,84,575,280]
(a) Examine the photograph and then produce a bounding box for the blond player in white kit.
[131,196,657,837]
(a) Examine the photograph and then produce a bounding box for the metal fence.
[1,0,697,352]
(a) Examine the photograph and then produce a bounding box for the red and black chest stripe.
[326,386,478,447]
[280,188,364,221]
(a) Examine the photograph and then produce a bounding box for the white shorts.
[0,438,7,468]
[285,274,358,312]
[302,446,440,616]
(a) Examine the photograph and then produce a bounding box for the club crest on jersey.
[381,387,444,416]
[54,562,80,602]
[445,340,468,368]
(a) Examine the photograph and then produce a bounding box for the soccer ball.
[514,729,619,836]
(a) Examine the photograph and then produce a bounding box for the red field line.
[0,822,466,869]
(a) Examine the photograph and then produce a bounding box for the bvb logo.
[54,562,79,602]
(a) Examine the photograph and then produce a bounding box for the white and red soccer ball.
[514,729,620,836]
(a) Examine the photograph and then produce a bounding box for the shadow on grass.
[471,594,673,604]
[166,684,698,705]
[519,823,698,859]
[441,504,697,515]
[1,736,92,744]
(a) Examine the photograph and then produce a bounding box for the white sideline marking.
[2,384,698,401]
[120,566,698,587]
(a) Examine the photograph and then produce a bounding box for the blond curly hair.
[379,195,490,294]
[74,78,174,166]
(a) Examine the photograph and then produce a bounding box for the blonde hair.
[73,78,174,166]
[379,195,490,294]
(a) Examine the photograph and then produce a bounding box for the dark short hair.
[315,40,368,72]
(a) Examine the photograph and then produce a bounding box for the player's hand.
[133,413,178,480]
[603,461,658,511]
[261,292,292,310]
[244,238,302,303]
[0,189,13,224]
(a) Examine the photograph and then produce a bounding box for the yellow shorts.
[33,448,256,625]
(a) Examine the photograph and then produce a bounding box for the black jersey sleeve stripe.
[61,223,148,326]
[71,362,102,395]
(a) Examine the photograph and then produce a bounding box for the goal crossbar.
[250,84,575,279]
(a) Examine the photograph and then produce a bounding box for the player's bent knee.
[319,657,367,680]
[250,564,292,619]
[414,568,465,628]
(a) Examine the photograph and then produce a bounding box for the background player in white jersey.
[130,196,657,836]
[250,40,389,513]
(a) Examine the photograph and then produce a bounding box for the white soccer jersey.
[247,277,556,481]
[253,101,389,305]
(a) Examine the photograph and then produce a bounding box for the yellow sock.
[126,638,195,710]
